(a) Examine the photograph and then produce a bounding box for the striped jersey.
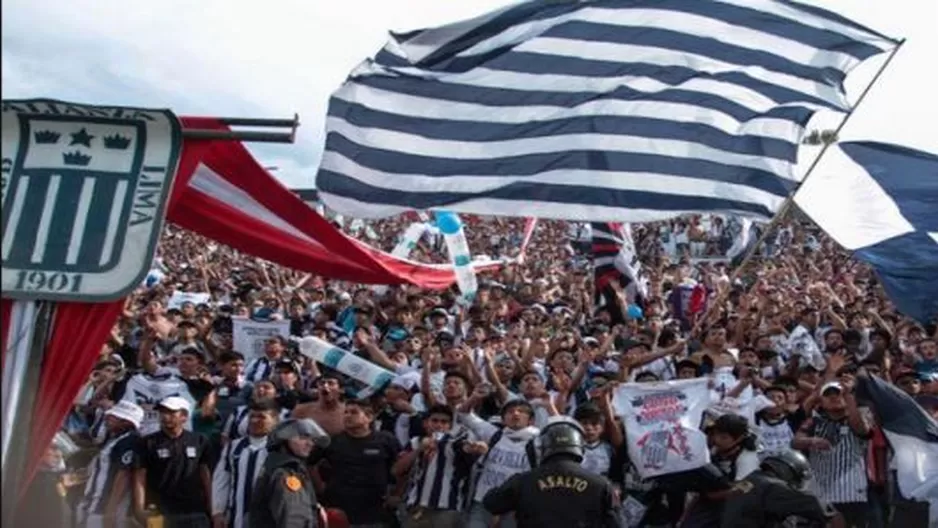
[211,436,269,528]
[78,431,138,518]
[244,356,278,383]
[802,413,869,503]
[404,433,474,511]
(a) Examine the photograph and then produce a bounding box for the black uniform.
[483,457,620,528]
[721,471,838,528]
[250,450,319,528]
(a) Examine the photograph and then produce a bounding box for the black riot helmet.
[538,417,585,463]
[760,449,811,488]
[267,418,331,452]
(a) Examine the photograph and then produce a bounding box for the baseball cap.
[105,401,145,429]
[158,396,192,414]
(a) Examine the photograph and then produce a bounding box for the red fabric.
[21,299,125,494]
[0,299,11,373]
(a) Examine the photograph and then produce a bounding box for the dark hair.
[501,399,534,417]
[425,404,454,421]
[573,403,603,423]
[249,399,281,414]
[444,371,471,386]
[218,351,245,364]
[179,347,205,362]
[345,398,375,415]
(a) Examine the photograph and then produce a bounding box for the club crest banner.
[1,99,182,301]
[612,378,711,479]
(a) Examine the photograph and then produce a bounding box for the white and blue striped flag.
[316,0,897,221]
[794,141,938,324]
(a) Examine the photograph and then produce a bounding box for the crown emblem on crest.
[103,134,131,150]
[34,130,61,144]
[63,150,92,166]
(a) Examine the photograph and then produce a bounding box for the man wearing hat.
[133,396,213,527]
[249,418,331,527]
[77,401,144,528]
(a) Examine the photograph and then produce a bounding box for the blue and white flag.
[726,217,759,267]
[795,142,938,323]
[855,375,938,525]
[316,1,896,221]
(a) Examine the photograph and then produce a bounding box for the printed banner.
[167,291,211,310]
[296,336,395,392]
[232,317,290,360]
[612,378,711,479]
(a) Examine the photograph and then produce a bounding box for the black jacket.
[721,471,837,528]
[483,457,620,528]
[250,450,319,528]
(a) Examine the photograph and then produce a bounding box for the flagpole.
[689,39,906,335]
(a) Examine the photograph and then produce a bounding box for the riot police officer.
[482,417,620,528]
[250,418,330,528]
[721,449,843,528]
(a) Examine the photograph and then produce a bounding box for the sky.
[2,0,936,189]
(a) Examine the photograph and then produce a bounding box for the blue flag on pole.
[795,141,938,324]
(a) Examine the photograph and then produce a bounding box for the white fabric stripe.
[319,191,778,224]
[98,180,128,266]
[391,2,520,63]
[522,37,845,108]
[30,174,61,263]
[454,8,585,60]
[66,177,97,265]
[577,7,859,71]
[321,152,789,206]
[188,164,324,248]
[336,82,800,140]
[1,175,30,260]
[794,145,914,250]
[327,117,795,178]
[714,0,894,49]
[365,60,805,115]
[0,301,36,475]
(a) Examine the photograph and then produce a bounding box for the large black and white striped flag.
[316,1,896,221]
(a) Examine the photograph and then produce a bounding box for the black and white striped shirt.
[404,433,474,511]
[78,431,137,518]
[211,436,269,528]
[222,404,290,443]
[244,356,278,383]
[803,412,869,504]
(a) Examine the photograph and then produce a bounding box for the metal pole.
[182,113,300,143]
[218,114,299,129]
[181,129,296,143]
[689,40,906,335]
[1,301,53,526]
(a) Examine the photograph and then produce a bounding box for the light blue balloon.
[434,211,462,235]
[627,304,644,319]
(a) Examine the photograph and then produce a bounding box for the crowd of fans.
[22,210,937,528]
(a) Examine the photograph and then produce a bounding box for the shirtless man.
[292,372,346,435]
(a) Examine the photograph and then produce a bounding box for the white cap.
[158,396,191,414]
[820,381,844,395]
[105,401,145,429]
